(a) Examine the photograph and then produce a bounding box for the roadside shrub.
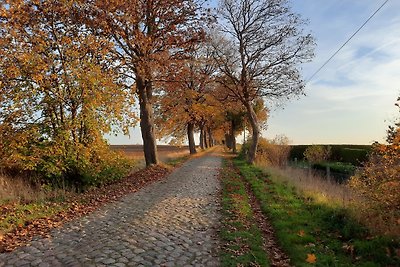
[0,131,134,190]
[303,145,331,163]
[241,135,290,167]
[349,96,400,236]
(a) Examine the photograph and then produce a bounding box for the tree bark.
[137,74,158,166]
[199,123,205,150]
[245,101,260,164]
[187,122,197,154]
[208,128,214,147]
[230,119,237,153]
[203,127,209,148]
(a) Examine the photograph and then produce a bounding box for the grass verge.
[219,159,269,266]
[233,158,400,267]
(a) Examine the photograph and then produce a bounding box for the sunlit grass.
[233,158,400,267]
[256,163,399,237]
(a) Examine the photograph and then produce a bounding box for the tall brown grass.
[0,173,44,204]
[115,147,189,168]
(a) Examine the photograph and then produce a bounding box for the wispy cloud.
[266,0,400,145]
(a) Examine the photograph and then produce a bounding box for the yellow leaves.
[297,230,305,237]
[306,253,317,264]
[0,6,8,19]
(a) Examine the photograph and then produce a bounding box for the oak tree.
[83,0,206,165]
[213,0,314,163]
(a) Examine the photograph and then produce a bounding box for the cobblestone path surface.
[0,153,222,267]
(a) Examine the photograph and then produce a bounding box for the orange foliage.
[349,96,400,229]
[0,1,135,184]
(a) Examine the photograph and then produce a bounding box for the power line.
[306,0,390,84]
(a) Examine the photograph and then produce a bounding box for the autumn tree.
[224,106,245,153]
[214,77,268,154]
[0,1,134,183]
[155,41,220,154]
[213,0,314,163]
[82,0,207,165]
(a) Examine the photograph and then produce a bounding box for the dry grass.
[0,173,72,205]
[0,174,44,204]
[111,145,190,168]
[259,165,357,208]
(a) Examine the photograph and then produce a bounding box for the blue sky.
[265,0,400,145]
[106,0,400,145]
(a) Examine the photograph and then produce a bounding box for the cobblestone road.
[0,153,222,267]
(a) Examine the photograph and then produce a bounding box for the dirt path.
[0,153,222,267]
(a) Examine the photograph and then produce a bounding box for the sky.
[266,0,400,145]
[106,0,400,145]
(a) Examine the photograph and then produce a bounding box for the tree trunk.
[203,127,209,148]
[199,124,205,150]
[230,119,237,153]
[208,128,213,147]
[137,74,158,166]
[243,120,246,144]
[187,122,197,154]
[245,101,260,164]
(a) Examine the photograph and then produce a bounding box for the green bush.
[0,134,134,190]
[339,148,369,165]
[303,145,331,163]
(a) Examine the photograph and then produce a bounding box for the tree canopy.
[0,0,314,185]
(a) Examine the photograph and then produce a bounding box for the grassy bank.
[233,158,399,267]
[219,159,269,266]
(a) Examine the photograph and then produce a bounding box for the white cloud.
[265,1,400,145]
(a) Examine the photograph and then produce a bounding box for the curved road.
[0,153,222,267]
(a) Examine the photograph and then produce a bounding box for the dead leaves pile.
[0,165,171,253]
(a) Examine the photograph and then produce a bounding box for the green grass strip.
[233,158,400,267]
[220,159,269,267]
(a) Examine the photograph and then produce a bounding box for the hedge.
[289,145,372,166]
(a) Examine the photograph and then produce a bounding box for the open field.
[110,145,190,167]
